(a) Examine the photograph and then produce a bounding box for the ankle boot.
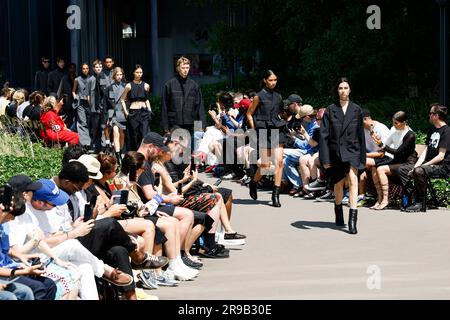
[271,186,281,207]
[348,209,358,234]
[334,204,344,226]
[249,180,258,200]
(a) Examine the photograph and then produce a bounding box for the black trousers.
[128,108,151,151]
[77,218,137,292]
[16,276,57,300]
[90,110,107,152]
[409,164,448,201]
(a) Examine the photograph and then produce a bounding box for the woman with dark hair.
[319,77,366,234]
[370,111,417,210]
[246,70,286,207]
[121,64,152,150]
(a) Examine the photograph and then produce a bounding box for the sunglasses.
[43,60,50,63]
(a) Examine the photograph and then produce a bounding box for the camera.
[30,257,44,270]
[121,202,139,220]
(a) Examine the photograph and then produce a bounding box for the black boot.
[115,152,122,166]
[348,209,358,234]
[249,180,258,200]
[334,204,344,226]
[271,186,281,207]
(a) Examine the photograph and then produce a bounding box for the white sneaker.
[167,264,196,281]
[222,173,236,180]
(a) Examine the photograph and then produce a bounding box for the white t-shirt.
[27,202,74,236]
[364,121,392,157]
[5,204,40,248]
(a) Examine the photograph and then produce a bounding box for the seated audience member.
[370,111,417,210]
[40,96,79,145]
[114,151,199,282]
[298,108,325,198]
[403,104,449,212]
[282,105,319,197]
[359,108,392,204]
[0,187,57,300]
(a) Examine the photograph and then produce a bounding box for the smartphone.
[213,178,222,186]
[119,190,129,205]
[154,173,161,187]
[129,164,137,183]
[84,204,93,222]
[2,184,13,211]
[112,190,122,204]
[177,183,183,195]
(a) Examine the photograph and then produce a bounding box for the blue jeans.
[0,282,34,300]
[282,148,306,188]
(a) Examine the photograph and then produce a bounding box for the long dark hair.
[260,70,277,89]
[333,76,352,103]
[393,111,408,123]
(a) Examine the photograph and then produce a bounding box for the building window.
[122,23,136,39]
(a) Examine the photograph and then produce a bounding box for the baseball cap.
[8,175,42,193]
[283,94,303,107]
[72,154,103,180]
[142,132,170,152]
[32,179,69,206]
[238,98,252,109]
[295,104,315,119]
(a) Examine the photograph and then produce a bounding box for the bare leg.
[273,145,284,187]
[376,165,392,210]
[334,178,346,205]
[172,207,194,252]
[299,154,312,191]
[348,167,359,210]
[119,218,155,253]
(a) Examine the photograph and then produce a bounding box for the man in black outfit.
[47,57,66,97]
[161,56,206,137]
[34,56,51,95]
[403,104,450,212]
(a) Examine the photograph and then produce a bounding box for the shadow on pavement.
[232,199,271,206]
[291,221,348,232]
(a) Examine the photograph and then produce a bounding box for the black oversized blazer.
[160,76,206,131]
[319,101,366,169]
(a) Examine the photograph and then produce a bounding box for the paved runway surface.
[151,174,450,300]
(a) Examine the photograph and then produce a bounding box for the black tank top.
[128,81,147,102]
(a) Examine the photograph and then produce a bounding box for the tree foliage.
[197,0,440,98]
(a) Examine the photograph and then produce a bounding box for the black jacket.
[161,75,205,131]
[34,69,50,95]
[47,68,65,97]
[319,102,366,169]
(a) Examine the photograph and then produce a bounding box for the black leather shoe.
[249,180,258,200]
[334,204,345,226]
[348,209,358,234]
[404,202,426,213]
[198,245,230,258]
[271,186,281,207]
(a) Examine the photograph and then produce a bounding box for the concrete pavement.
[153,174,450,300]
